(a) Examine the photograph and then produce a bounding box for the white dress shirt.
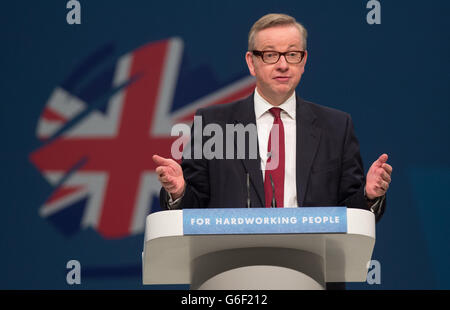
[254,88,298,208]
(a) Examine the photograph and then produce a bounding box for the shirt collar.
[254,88,296,120]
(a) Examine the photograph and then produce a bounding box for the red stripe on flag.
[46,185,84,204]
[42,107,67,122]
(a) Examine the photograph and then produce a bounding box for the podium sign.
[183,207,347,235]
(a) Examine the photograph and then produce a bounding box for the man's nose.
[275,55,289,70]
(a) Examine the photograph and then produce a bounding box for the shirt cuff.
[167,190,185,210]
[364,187,384,215]
[369,197,382,213]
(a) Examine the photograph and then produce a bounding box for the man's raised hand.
[365,153,392,200]
[152,154,185,200]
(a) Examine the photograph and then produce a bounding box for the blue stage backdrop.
[1,0,449,289]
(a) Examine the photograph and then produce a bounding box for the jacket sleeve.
[339,114,386,222]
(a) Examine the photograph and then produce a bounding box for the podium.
[142,207,375,290]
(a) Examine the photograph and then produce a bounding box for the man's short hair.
[248,13,308,51]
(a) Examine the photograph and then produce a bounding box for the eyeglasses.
[252,50,306,64]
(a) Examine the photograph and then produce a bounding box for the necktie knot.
[269,107,282,120]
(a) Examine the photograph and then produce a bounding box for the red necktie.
[264,108,285,208]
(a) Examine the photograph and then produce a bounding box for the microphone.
[246,173,251,208]
[269,174,276,208]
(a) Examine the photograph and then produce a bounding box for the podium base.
[195,265,324,290]
[191,247,325,290]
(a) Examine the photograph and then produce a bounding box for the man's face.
[246,25,307,105]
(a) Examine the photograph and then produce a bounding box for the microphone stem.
[269,174,276,208]
[246,173,251,208]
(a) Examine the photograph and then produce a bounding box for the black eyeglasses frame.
[252,50,306,64]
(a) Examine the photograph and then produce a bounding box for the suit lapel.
[233,93,265,207]
[232,94,321,207]
[296,96,321,206]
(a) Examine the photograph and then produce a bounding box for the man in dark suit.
[153,13,392,218]
[152,12,392,291]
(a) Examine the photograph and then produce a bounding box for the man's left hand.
[365,153,392,200]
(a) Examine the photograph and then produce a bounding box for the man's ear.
[302,50,308,68]
[245,51,256,77]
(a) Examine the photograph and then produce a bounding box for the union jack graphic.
[29,38,255,239]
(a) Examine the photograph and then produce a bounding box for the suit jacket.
[160,93,385,221]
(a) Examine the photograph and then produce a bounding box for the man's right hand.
[152,154,185,200]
